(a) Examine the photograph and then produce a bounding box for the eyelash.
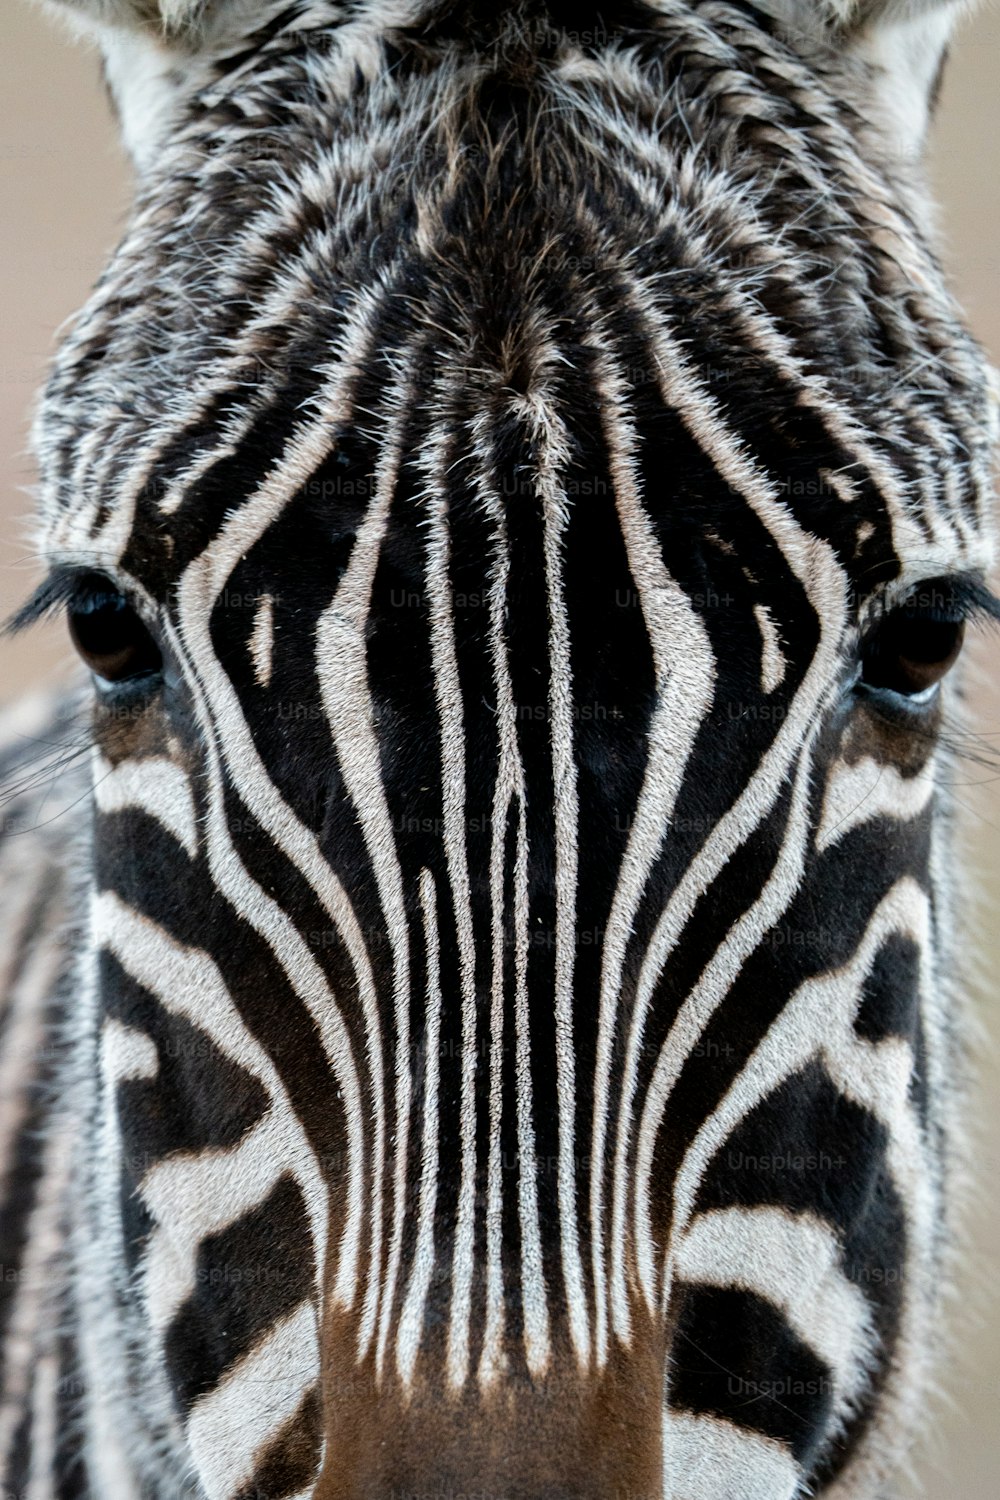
[4,571,164,700]
[4,570,131,635]
[862,576,1000,634]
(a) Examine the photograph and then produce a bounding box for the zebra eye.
[67,583,162,686]
[860,589,965,701]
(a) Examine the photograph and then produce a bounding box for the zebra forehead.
[33,0,996,579]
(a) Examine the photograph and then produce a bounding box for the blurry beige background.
[0,4,997,1495]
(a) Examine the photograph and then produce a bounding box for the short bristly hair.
[41,0,975,172]
[43,0,216,40]
[43,0,974,40]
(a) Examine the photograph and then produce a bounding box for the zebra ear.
[40,0,262,169]
[770,0,970,155]
[42,0,228,44]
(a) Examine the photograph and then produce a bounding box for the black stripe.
[232,1385,322,1500]
[670,1284,831,1465]
[165,1173,314,1411]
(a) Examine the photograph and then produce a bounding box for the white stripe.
[313,366,414,1375]
[754,603,786,694]
[396,870,443,1388]
[415,422,491,1383]
[534,402,588,1369]
[249,592,275,687]
[25,1351,59,1500]
[664,1411,800,1500]
[185,1301,319,1500]
[93,753,198,858]
[71,949,153,1494]
[511,736,548,1378]
[478,486,516,1390]
[675,1207,874,1408]
[474,456,548,1387]
[140,1111,306,1337]
[101,1017,159,1084]
[816,754,935,852]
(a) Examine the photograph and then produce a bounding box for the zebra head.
[20,1,996,1496]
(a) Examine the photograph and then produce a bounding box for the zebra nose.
[313,1363,664,1500]
[318,1441,660,1497]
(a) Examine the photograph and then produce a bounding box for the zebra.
[0,0,996,1495]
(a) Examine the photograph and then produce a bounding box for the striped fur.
[2,1,996,1496]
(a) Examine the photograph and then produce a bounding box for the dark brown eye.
[68,586,162,686]
[861,587,966,700]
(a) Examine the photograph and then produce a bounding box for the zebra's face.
[26,1,997,1497]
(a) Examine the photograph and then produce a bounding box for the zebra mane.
[41,0,973,43]
[42,0,211,39]
[39,0,977,175]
